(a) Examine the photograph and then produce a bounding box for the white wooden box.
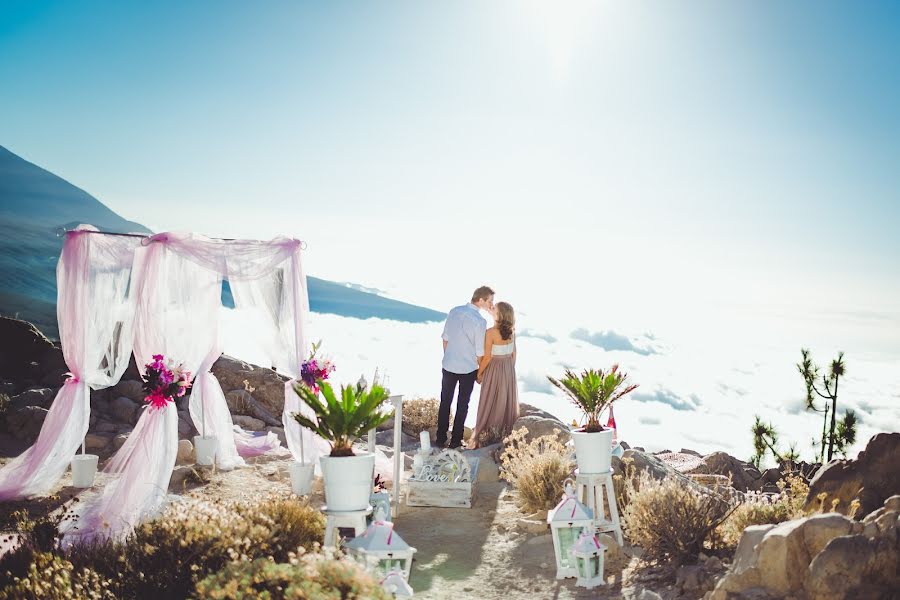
[406,456,480,508]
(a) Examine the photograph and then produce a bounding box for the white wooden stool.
[322,505,373,548]
[574,469,623,545]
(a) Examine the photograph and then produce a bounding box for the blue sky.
[2,1,898,458]
[1,1,899,318]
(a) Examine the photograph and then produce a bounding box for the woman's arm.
[477,329,495,382]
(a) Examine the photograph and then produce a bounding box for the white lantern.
[547,480,594,579]
[572,530,606,589]
[381,570,415,598]
[345,506,417,581]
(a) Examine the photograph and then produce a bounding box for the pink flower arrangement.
[142,354,192,410]
[300,341,335,394]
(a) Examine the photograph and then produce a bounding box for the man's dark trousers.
[437,368,478,446]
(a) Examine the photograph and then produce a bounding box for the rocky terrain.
[2,316,899,599]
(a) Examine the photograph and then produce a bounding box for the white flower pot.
[71,454,99,488]
[320,453,375,512]
[571,428,614,474]
[194,435,218,466]
[290,461,315,496]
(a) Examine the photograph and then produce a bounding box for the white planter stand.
[575,469,623,545]
[194,435,218,466]
[290,461,315,496]
[320,453,376,512]
[71,454,99,488]
[571,428,613,474]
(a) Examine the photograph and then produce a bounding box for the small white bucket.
[71,454,99,488]
[193,435,218,466]
[289,461,315,496]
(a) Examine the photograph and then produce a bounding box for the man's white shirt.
[441,303,487,374]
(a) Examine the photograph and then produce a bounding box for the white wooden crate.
[406,456,480,508]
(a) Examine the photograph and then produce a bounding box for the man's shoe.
[447,440,463,450]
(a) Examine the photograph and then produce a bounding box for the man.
[437,285,495,449]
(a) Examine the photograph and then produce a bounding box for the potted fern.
[547,366,638,474]
[293,380,392,511]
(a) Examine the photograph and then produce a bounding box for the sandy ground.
[1,450,683,599]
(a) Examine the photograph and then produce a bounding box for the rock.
[10,387,54,410]
[111,396,139,425]
[0,317,56,381]
[178,413,195,438]
[375,428,416,448]
[7,405,48,440]
[84,432,113,451]
[113,434,129,450]
[224,389,281,426]
[510,415,571,445]
[467,443,501,482]
[636,591,663,600]
[176,439,194,465]
[680,448,703,457]
[232,415,265,431]
[687,451,761,491]
[93,420,119,433]
[676,564,706,594]
[761,467,782,484]
[710,500,892,600]
[516,517,547,534]
[40,368,69,388]
[612,449,698,489]
[518,402,562,421]
[212,355,289,417]
[805,432,900,519]
[110,379,145,404]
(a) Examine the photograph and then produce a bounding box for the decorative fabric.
[0,226,139,500]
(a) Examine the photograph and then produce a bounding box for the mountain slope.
[0,145,444,338]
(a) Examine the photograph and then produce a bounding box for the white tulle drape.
[0,226,138,500]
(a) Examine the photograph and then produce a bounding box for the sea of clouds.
[222,298,900,467]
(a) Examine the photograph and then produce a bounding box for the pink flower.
[146,389,170,410]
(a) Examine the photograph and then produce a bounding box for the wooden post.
[391,395,403,517]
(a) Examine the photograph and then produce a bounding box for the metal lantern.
[381,570,415,598]
[572,530,606,589]
[345,506,417,581]
[547,480,594,579]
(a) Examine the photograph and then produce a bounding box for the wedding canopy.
[0,225,330,543]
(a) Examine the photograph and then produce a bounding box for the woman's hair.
[495,302,515,340]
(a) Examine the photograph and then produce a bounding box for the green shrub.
[0,551,116,600]
[500,428,575,513]
[194,553,390,600]
[622,471,733,564]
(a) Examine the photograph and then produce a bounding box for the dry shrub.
[0,551,116,600]
[477,425,510,447]
[401,397,439,436]
[63,495,323,599]
[194,552,390,600]
[623,471,733,564]
[715,473,810,548]
[500,428,574,513]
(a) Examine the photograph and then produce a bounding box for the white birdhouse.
[572,530,606,589]
[345,506,417,581]
[381,570,414,598]
[547,480,594,579]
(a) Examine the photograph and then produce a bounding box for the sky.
[2,1,899,461]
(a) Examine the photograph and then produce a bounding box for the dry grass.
[715,473,809,548]
[2,495,325,600]
[623,471,733,565]
[195,551,390,600]
[0,551,116,600]
[499,428,575,513]
[401,397,440,436]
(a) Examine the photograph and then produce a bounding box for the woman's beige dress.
[472,336,519,443]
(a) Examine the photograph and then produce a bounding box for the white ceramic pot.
[320,453,375,512]
[571,428,614,474]
[289,461,315,496]
[194,435,218,466]
[71,454,99,488]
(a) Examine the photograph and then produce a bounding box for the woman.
[468,301,519,449]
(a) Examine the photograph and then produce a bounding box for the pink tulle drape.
[60,231,307,543]
[0,227,139,500]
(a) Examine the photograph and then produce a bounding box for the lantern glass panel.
[557,525,585,568]
[589,555,600,577]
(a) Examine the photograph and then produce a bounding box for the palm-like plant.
[292,380,392,457]
[547,366,638,432]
